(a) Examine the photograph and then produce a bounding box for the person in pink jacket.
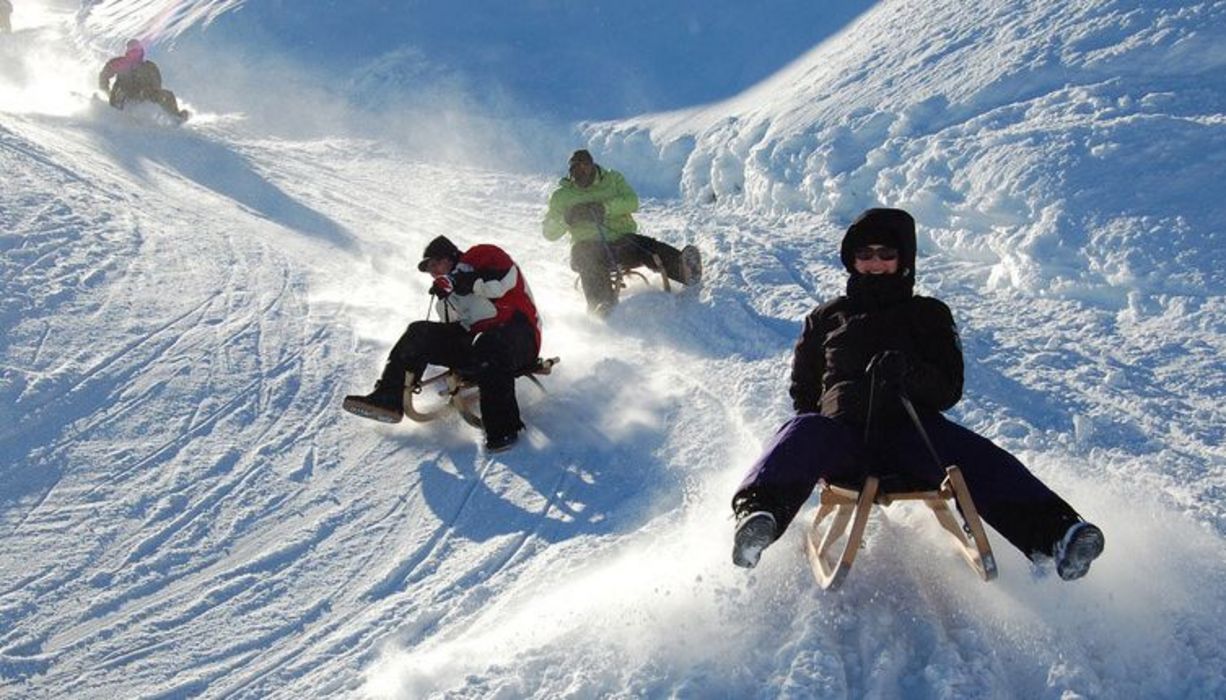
[98,40,189,121]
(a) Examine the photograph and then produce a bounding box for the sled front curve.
[402,357,561,429]
[572,252,672,295]
[805,465,998,590]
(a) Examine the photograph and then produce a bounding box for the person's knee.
[473,338,511,371]
[571,248,604,273]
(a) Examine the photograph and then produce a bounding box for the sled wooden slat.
[572,256,671,295]
[403,357,561,429]
[805,465,997,590]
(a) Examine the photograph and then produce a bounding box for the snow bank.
[585,0,1226,298]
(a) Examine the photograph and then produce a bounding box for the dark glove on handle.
[866,350,908,388]
[585,201,605,222]
[450,270,477,295]
[564,201,605,226]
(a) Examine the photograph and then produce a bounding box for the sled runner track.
[363,453,502,602]
[479,465,575,583]
[0,287,225,448]
[0,129,95,188]
[217,461,580,695]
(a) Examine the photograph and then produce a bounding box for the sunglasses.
[853,246,899,262]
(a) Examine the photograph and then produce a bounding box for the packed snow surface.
[2,0,1224,698]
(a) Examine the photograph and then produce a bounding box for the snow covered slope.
[2,0,1225,698]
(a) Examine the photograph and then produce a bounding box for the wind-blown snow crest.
[76,0,242,46]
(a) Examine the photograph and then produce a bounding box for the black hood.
[840,208,917,277]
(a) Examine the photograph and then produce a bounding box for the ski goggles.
[853,246,899,262]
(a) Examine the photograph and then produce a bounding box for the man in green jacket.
[543,149,701,314]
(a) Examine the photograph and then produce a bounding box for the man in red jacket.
[344,236,541,452]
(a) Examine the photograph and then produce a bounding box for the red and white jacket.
[435,244,541,352]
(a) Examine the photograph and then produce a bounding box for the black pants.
[379,315,538,439]
[570,234,685,309]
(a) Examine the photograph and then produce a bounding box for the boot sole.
[1057,524,1104,581]
[733,513,777,568]
[342,397,403,424]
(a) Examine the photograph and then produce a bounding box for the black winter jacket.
[789,287,963,427]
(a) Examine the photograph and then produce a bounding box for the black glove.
[564,201,605,226]
[866,350,908,389]
[450,270,477,295]
[429,274,454,299]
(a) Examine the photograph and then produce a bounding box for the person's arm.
[601,170,639,218]
[789,308,828,413]
[904,299,964,411]
[542,187,571,241]
[98,58,118,91]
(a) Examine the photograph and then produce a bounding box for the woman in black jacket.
[731,208,1104,581]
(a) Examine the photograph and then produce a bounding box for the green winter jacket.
[542,167,639,245]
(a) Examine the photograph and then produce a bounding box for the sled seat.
[805,465,998,590]
[573,252,673,296]
[403,357,560,428]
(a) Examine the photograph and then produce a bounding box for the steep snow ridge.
[587,0,1226,298]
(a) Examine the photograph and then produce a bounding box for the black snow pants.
[733,413,1083,559]
[379,314,538,439]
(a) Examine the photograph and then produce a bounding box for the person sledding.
[1,0,13,34]
[731,208,1105,581]
[542,149,702,316]
[98,39,189,122]
[343,235,542,452]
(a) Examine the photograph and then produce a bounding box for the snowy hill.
[3,0,1226,698]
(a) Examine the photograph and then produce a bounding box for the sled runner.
[403,357,560,429]
[805,465,998,590]
[574,252,673,298]
[805,366,998,590]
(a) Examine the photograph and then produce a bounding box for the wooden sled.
[573,252,673,296]
[805,465,998,590]
[402,357,560,429]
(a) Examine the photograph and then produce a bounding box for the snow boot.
[680,245,703,286]
[1054,521,1104,581]
[732,510,778,568]
[342,381,404,423]
[484,430,520,453]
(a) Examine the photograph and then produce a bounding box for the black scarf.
[846,272,913,310]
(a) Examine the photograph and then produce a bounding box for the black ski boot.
[732,510,778,569]
[484,431,519,453]
[1054,521,1105,581]
[342,381,404,423]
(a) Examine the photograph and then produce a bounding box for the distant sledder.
[343,235,552,453]
[1,0,13,34]
[543,149,701,316]
[98,39,189,123]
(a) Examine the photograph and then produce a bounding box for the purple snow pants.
[734,413,1081,558]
